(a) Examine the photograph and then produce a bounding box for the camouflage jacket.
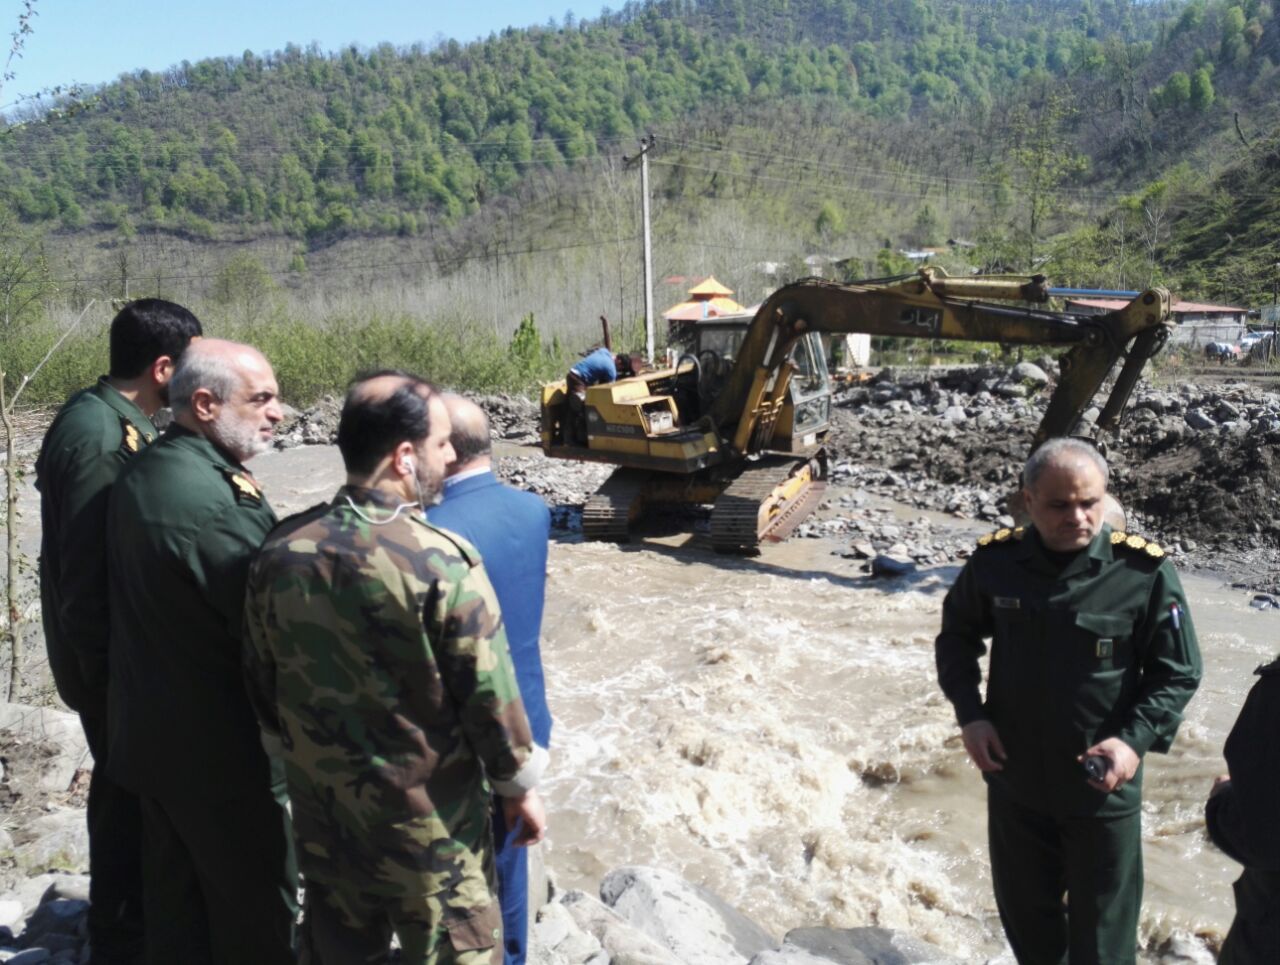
[243,485,537,896]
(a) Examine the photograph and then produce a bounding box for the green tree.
[0,208,52,333]
[210,252,278,326]
[1008,92,1088,269]
[1190,68,1215,112]
[815,200,846,242]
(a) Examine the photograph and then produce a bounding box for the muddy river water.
[239,444,1276,960]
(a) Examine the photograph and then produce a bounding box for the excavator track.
[710,453,828,554]
[582,468,650,542]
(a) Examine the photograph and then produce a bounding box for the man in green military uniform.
[106,338,297,965]
[1205,654,1280,963]
[935,438,1201,964]
[36,298,202,964]
[244,372,547,965]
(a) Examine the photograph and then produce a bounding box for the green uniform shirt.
[935,524,1202,818]
[243,486,536,898]
[106,425,278,802]
[35,378,156,715]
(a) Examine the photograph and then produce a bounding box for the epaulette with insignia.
[119,417,143,454]
[977,525,1025,548]
[221,467,263,502]
[1109,530,1165,559]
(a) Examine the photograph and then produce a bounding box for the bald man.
[935,438,1202,964]
[428,395,553,965]
[106,339,298,965]
[245,372,546,964]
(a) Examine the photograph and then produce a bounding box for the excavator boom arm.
[709,271,1171,452]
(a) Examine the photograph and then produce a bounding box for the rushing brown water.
[250,445,1266,962]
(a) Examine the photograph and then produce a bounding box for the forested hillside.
[0,0,1193,241]
[2,0,1279,328]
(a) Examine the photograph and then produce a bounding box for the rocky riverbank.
[266,368,1280,592]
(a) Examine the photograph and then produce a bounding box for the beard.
[414,459,445,508]
[207,409,270,463]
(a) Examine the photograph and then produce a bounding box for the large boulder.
[1010,362,1050,387]
[12,811,89,875]
[600,866,776,965]
[0,705,87,793]
[560,890,680,965]
[750,927,957,964]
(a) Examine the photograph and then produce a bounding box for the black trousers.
[81,711,145,965]
[988,786,1142,965]
[140,778,298,965]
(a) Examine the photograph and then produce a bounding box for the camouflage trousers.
[300,875,503,965]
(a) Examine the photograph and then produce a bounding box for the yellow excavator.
[540,268,1171,553]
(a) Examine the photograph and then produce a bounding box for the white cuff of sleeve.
[492,743,549,797]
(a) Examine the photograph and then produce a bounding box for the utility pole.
[624,135,656,364]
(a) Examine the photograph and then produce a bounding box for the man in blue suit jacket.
[427,394,552,965]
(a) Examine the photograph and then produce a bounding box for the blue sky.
[2,1,612,109]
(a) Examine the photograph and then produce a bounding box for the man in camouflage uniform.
[36,299,202,964]
[935,438,1202,964]
[107,339,297,964]
[244,371,548,965]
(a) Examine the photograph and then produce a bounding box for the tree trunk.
[0,374,21,702]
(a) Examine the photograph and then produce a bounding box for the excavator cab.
[671,316,831,448]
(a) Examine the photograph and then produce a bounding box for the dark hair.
[614,353,635,377]
[109,299,203,379]
[337,370,438,475]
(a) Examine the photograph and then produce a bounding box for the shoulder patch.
[1112,530,1164,558]
[220,467,263,502]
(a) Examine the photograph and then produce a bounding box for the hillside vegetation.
[3,0,1280,405]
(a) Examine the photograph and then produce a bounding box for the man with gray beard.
[106,339,298,965]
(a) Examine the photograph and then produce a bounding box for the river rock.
[13,811,89,875]
[1184,410,1216,431]
[559,890,680,965]
[755,926,956,964]
[750,950,834,964]
[5,949,53,964]
[0,901,23,933]
[15,896,88,947]
[530,900,607,964]
[600,866,775,965]
[870,555,917,577]
[1010,362,1050,387]
[0,705,88,793]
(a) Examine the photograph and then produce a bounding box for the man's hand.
[961,720,1007,772]
[1208,774,1232,800]
[501,789,547,847]
[1079,737,1140,792]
